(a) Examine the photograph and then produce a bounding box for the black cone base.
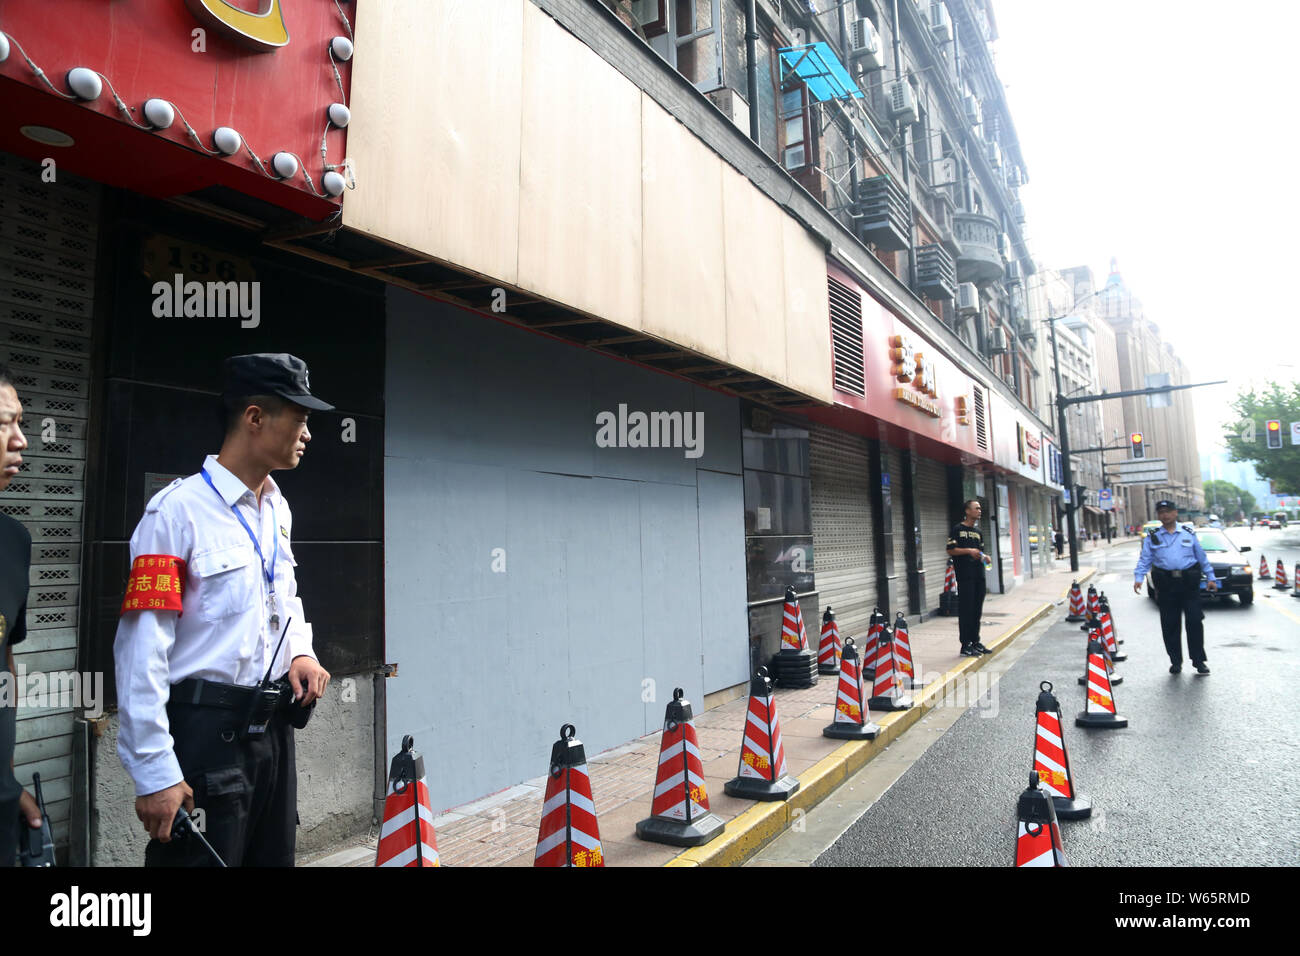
[1078,673,1122,686]
[818,662,841,675]
[724,773,800,801]
[1110,652,1128,662]
[1065,614,1086,623]
[1052,793,1092,821]
[1075,711,1128,729]
[635,812,726,847]
[823,720,881,740]
[869,693,912,711]
[771,649,819,688]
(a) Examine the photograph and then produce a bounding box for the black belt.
[1154,566,1198,580]
[170,677,262,711]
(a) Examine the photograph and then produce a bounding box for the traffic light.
[1266,420,1282,449]
[1130,432,1145,459]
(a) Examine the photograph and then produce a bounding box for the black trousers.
[1153,577,1207,667]
[957,572,986,647]
[145,702,296,867]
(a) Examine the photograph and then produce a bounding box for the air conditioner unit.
[791,27,808,47]
[1007,165,1023,187]
[1006,260,1023,284]
[988,326,1008,354]
[987,141,1002,168]
[849,18,886,71]
[929,3,952,42]
[964,95,982,127]
[1012,200,1026,223]
[956,282,979,314]
[889,81,917,125]
[933,156,957,186]
[705,86,751,133]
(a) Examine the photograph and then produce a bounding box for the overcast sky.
[990,0,1300,461]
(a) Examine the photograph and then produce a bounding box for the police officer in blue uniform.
[1133,500,1218,675]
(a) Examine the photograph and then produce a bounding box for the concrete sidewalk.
[301,563,1097,868]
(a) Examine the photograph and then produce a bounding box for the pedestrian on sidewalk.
[1133,500,1218,676]
[1053,527,1064,558]
[947,499,991,657]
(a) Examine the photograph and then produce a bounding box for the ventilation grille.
[974,385,988,451]
[828,276,865,397]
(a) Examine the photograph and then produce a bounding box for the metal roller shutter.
[0,151,99,858]
[885,444,910,612]
[914,456,951,609]
[810,425,876,638]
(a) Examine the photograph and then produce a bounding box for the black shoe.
[1194,663,1210,676]
[960,644,981,657]
[974,643,994,654]
[1169,664,1181,674]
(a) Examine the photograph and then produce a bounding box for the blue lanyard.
[200,468,277,593]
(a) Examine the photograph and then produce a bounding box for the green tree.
[1202,479,1254,519]
[1223,380,1300,495]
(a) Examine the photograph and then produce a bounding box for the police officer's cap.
[222,353,333,412]
[1154,499,1177,511]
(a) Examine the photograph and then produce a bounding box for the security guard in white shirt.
[114,354,332,866]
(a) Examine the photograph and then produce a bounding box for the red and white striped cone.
[1259,554,1271,579]
[1032,681,1091,820]
[1065,582,1086,622]
[1292,563,1300,599]
[1086,585,1100,620]
[1014,774,1068,867]
[636,689,725,847]
[534,724,605,867]
[823,638,881,740]
[1099,608,1126,662]
[1098,593,1123,644]
[781,586,809,651]
[375,735,440,867]
[1078,623,1121,686]
[939,560,960,616]
[771,586,818,689]
[1076,635,1128,729]
[868,623,913,711]
[1273,560,1289,591]
[817,606,842,675]
[943,561,958,594]
[892,611,917,690]
[725,667,800,801]
[860,608,886,682]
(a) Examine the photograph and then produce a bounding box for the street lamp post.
[1048,314,1081,571]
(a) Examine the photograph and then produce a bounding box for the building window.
[781,82,811,171]
[621,0,723,91]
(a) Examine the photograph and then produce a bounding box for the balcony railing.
[953,212,1003,286]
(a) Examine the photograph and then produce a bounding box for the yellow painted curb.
[665,594,1061,867]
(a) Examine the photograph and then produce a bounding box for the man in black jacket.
[0,364,41,866]
[947,499,991,657]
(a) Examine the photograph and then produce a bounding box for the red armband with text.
[120,555,186,616]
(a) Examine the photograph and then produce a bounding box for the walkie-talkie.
[238,616,293,740]
[17,772,55,867]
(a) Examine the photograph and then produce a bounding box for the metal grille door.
[810,425,875,637]
[914,455,951,610]
[885,444,910,613]
[0,151,99,856]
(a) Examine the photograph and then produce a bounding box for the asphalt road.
[816,527,1300,867]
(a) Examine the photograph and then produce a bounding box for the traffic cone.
[1098,592,1123,644]
[1032,681,1091,820]
[939,560,960,616]
[375,735,440,867]
[1099,607,1125,662]
[535,724,605,867]
[1076,634,1128,729]
[868,623,913,711]
[860,608,885,681]
[1065,582,1086,622]
[1259,554,1271,579]
[817,606,842,675]
[1077,621,1121,686]
[823,638,881,740]
[725,667,800,801]
[1086,585,1100,619]
[1292,563,1299,599]
[892,611,917,690]
[1014,774,1068,867]
[636,689,725,847]
[770,586,818,689]
[943,560,957,594]
[1274,560,1288,591]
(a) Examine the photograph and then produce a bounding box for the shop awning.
[1083,505,1104,516]
[777,43,864,102]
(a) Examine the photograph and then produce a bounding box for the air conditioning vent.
[987,140,1002,168]
[1006,260,1023,284]
[849,18,886,71]
[853,175,911,251]
[889,81,917,125]
[956,282,979,314]
[964,95,982,127]
[988,326,1008,354]
[914,243,956,301]
[828,276,866,397]
[929,3,952,42]
[973,386,988,450]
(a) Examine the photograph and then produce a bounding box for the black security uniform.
[0,513,31,866]
[947,520,986,650]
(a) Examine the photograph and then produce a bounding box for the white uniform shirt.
[113,455,317,796]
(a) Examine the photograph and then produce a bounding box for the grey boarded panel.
[589,360,698,486]
[694,386,742,476]
[385,288,595,476]
[638,481,705,734]
[697,470,748,694]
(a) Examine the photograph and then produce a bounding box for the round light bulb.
[66,67,102,101]
[212,126,242,155]
[322,170,346,196]
[271,151,299,180]
[330,36,354,61]
[0,33,11,65]
[142,98,175,130]
[327,103,351,128]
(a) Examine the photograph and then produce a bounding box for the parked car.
[1141,519,1161,536]
[1145,528,1255,605]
